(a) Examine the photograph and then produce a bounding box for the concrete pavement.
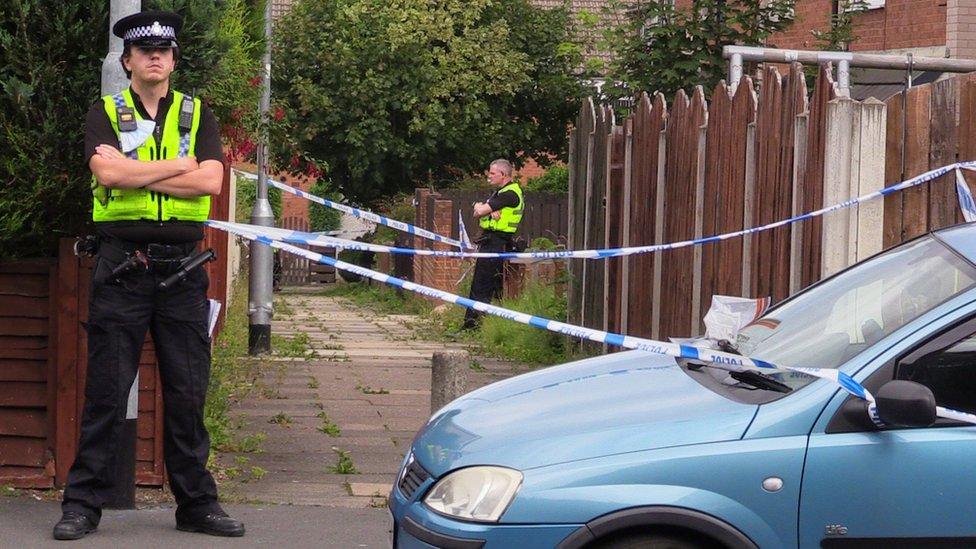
[0,497,390,548]
[218,287,529,508]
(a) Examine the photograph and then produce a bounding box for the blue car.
[390,223,976,548]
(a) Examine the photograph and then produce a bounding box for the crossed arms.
[90,144,222,198]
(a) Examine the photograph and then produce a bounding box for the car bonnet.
[412,351,759,476]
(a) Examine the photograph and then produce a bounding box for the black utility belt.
[96,238,215,289]
[99,239,199,278]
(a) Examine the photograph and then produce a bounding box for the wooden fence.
[569,66,976,341]
[0,165,233,488]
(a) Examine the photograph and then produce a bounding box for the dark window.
[896,329,976,415]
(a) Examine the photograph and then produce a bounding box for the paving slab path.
[220,285,532,508]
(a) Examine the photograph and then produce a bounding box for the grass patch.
[271,332,315,358]
[207,273,268,457]
[474,281,589,365]
[316,281,432,316]
[327,447,359,474]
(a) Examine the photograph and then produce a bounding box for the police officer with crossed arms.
[463,159,525,330]
[53,10,243,540]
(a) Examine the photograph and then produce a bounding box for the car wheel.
[591,531,720,549]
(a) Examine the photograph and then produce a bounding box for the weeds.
[207,274,268,456]
[274,297,295,317]
[233,433,267,453]
[307,376,320,389]
[271,332,315,358]
[327,447,359,474]
[268,412,293,427]
[316,411,341,437]
[356,383,390,395]
[316,282,431,316]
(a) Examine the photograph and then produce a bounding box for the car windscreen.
[734,235,976,391]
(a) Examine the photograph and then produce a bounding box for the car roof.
[934,223,976,267]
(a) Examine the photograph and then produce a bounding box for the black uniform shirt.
[85,88,224,243]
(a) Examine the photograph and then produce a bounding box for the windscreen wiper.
[728,369,792,393]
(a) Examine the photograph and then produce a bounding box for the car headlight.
[423,466,523,522]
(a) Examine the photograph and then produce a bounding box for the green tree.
[0,0,262,260]
[604,0,796,99]
[271,0,583,203]
[811,0,869,51]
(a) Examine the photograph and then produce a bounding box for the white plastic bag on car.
[702,295,771,342]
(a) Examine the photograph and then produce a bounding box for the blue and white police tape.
[956,167,976,222]
[231,169,470,249]
[210,221,976,427]
[235,162,976,261]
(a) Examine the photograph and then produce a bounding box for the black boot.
[176,511,245,537]
[52,512,98,540]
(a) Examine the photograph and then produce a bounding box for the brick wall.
[412,190,466,297]
[947,0,976,59]
[769,0,946,52]
[280,175,311,222]
[673,0,946,53]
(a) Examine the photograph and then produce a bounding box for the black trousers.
[62,242,219,523]
[463,232,511,329]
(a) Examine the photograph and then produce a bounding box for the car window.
[897,330,976,415]
[733,235,976,391]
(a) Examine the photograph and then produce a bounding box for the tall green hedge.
[0,0,108,259]
[0,0,262,260]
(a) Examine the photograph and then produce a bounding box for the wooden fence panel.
[799,65,836,288]
[717,77,757,302]
[0,259,55,487]
[929,78,959,230]
[902,85,933,240]
[777,65,807,298]
[659,88,706,338]
[958,75,976,211]
[567,99,595,326]
[605,124,627,335]
[753,66,794,301]
[582,106,610,332]
[883,90,906,248]
[700,82,733,326]
[626,93,667,339]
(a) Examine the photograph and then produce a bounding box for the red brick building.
[663,0,976,60]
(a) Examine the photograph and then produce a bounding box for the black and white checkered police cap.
[112,10,182,48]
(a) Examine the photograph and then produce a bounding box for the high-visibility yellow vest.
[479,182,524,233]
[91,88,210,222]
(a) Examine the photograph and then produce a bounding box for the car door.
[798,318,976,548]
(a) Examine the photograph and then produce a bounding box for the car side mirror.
[875,380,937,428]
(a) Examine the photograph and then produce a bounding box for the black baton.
[158,248,216,290]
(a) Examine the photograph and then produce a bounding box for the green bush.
[0,0,108,259]
[235,175,282,222]
[372,193,415,244]
[525,165,567,193]
[307,179,342,233]
[0,0,262,260]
